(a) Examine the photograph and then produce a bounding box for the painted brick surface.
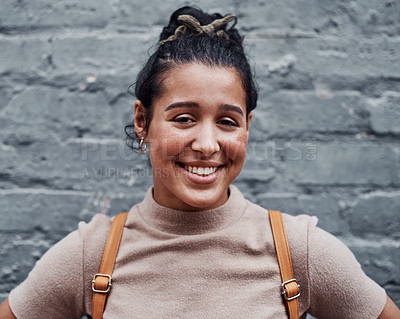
[0,0,399,314]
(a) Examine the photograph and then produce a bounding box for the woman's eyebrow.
[165,102,198,111]
[165,102,244,117]
[219,104,244,117]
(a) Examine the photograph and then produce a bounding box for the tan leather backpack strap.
[92,212,128,319]
[268,210,300,319]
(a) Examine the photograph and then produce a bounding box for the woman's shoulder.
[244,198,317,267]
[78,213,114,233]
[244,196,318,233]
[78,213,113,243]
[272,208,386,318]
[242,195,319,254]
[78,213,118,273]
[8,213,116,318]
[244,200,386,317]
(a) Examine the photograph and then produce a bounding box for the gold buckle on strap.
[92,273,112,293]
[281,278,300,301]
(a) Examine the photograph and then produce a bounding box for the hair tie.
[160,14,236,45]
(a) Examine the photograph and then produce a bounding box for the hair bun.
[159,6,243,45]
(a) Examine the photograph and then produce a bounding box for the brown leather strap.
[92,212,128,319]
[269,210,300,319]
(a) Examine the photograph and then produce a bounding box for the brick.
[0,117,49,149]
[250,91,368,139]
[52,35,149,74]
[99,74,136,104]
[232,153,280,196]
[349,191,400,239]
[107,1,399,38]
[238,167,275,183]
[0,84,14,111]
[0,38,51,74]
[0,189,92,232]
[254,193,345,235]
[107,192,146,217]
[237,0,323,34]
[357,78,400,99]
[0,0,112,29]
[25,72,136,105]
[346,239,400,287]
[284,143,400,185]
[2,86,129,140]
[245,139,319,170]
[80,187,146,220]
[348,0,400,37]
[385,285,400,307]
[0,232,53,289]
[0,137,152,192]
[348,239,400,307]
[247,37,400,79]
[367,92,400,134]
[237,0,400,36]
[113,0,236,28]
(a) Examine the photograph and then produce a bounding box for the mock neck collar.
[135,185,247,235]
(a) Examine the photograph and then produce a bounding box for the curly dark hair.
[125,5,258,150]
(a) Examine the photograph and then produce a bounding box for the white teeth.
[183,165,219,176]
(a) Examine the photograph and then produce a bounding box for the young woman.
[1,6,399,319]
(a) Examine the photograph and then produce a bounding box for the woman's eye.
[173,116,194,123]
[218,119,238,127]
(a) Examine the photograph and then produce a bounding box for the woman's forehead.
[158,63,246,103]
[166,62,241,79]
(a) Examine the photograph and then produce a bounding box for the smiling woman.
[1,5,399,319]
[135,63,251,211]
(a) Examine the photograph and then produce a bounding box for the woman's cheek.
[222,134,248,161]
[150,129,188,160]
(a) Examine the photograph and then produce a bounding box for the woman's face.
[134,63,252,211]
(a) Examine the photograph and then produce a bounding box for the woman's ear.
[245,111,253,141]
[246,111,253,132]
[134,100,147,139]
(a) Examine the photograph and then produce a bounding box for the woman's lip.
[177,160,224,167]
[176,162,222,184]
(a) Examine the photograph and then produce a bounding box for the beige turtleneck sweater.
[9,185,386,318]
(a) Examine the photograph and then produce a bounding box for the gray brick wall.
[1,0,399,314]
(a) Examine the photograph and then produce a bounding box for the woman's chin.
[177,190,228,211]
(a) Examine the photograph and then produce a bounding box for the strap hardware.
[92,273,112,293]
[92,212,128,319]
[269,209,300,318]
[281,278,300,301]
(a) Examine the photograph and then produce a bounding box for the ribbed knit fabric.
[9,185,386,318]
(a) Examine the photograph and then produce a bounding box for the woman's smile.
[135,62,252,211]
[177,162,222,184]
[178,160,223,175]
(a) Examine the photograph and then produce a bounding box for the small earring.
[139,137,147,154]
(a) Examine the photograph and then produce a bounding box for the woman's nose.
[191,123,220,156]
